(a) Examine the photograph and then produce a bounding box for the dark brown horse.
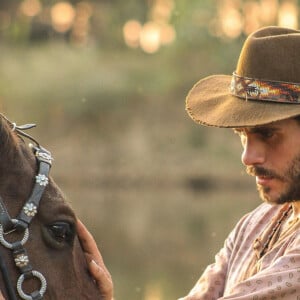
[0,114,101,299]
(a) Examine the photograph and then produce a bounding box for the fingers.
[77,219,104,262]
[76,219,113,300]
[89,260,113,299]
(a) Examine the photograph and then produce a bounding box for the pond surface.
[63,177,258,300]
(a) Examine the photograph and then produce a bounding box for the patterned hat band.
[230,72,300,103]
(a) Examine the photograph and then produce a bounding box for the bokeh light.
[51,2,76,33]
[217,0,243,39]
[20,0,42,17]
[243,1,261,35]
[122,0,176,53]
[159,22,176,45]
[144,282,162,300]
[150,0,174,22]
[278,0,298,29]
[123,20,142,48]
[259,0,278,24]
[212,0,299,39]
[140,22,161,54]
[71,2,93,45]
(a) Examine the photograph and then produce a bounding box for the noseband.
[0,116,53,300]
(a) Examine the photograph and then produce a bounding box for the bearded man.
[179,26,300,299]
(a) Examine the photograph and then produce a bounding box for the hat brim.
[186,75,300,128]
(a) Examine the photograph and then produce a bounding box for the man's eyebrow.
[249,126,279,133]
[232,126,279,134]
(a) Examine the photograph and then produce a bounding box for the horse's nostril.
[42,221,75,249]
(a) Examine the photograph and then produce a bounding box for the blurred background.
[0,0,298,299]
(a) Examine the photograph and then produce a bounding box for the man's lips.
[247,166,283,184]
[256,175,275,185]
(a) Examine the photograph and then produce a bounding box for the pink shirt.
[179,203,300,299]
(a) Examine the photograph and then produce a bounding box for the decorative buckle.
[35,149,53,165]
[17,270,47,300]
[0,219,29,249]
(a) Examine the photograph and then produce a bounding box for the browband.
[230,72,300,103]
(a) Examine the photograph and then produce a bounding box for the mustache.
[246,166,283,180]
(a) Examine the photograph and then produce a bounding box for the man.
[178,26,300,299]
[79,26,300,299]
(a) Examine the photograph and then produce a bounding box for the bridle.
[0,115,53,300]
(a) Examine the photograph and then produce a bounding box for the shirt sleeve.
[178,246,230,299]
[180,230,300,300]
[178,215,243,300]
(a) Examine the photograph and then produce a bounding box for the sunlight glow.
[215,0,298,39]
[151,0,174,22]
[20,0,42,17]
[123,20,142,48]
[259,0,278,24]
[140,22,161,54]
[278,0,298,29]
[144,282,162,300]
[71,2,93,45]
[220,7,243,38]
[243,1,261,35]
[159,23,176,45]
[123,0,175,53]
[51,2,76,33]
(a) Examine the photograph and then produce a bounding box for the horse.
[0,114,101,299]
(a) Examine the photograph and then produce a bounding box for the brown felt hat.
[186,26,300,128]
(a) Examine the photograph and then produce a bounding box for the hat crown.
[236,26,300,83]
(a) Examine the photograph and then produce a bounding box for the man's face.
[234,118,300,204]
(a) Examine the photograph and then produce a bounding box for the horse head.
[0,115,101,299]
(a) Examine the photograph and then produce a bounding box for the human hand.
[77,220,113,300]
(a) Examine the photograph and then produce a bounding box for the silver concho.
[15,254,29,268]
[36,174,48,186]
[23,203,37,217]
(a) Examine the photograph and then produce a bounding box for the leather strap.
[0,248,18,300]
[17,148,52,230]
[0,197,14,233]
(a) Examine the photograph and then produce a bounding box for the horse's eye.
[45,222,75,249]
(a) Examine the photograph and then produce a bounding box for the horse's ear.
[0,117,21,161]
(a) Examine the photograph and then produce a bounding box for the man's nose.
[241,138,266,166]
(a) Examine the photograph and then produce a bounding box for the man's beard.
[246,155,300,204]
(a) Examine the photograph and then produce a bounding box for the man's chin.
[257,185,284,205]
[258,185,296,205]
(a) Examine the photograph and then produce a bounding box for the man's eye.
[45,222,75,248]
[259,130,274,139]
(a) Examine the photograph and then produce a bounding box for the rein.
[0,115,53,300]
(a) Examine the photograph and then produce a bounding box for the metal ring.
[0,219,29,249]
[17,270,47,300]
